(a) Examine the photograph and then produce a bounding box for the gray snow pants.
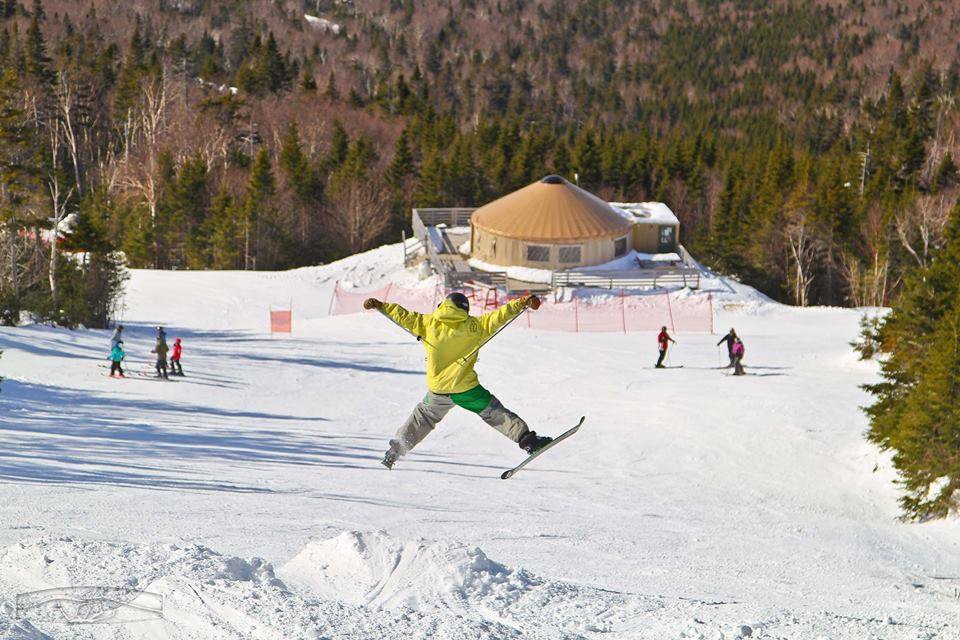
[388,391,530,458]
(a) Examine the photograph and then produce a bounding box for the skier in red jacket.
[656,326,676,368]
[169,338,184,376]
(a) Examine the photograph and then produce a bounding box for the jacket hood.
[433,299,469,324]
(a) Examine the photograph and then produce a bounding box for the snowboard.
[501,416,585,480]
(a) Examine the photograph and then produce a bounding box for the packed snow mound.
[279,530,538,609]
[0,536,282,592]
[0,535,659,639]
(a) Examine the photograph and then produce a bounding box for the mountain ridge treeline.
[1,0,960,328]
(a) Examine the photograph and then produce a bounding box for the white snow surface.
[468,256,555,284]
[1,242,959,639]
[611,202,680,225]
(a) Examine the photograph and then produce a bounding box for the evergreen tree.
[414,150,447,207]
[279,120,314,201]
[710,161,752,275]
[324,70,339,100]
[865,202,960,520]
[0,69,41,321]
[172,154,211,269]
[242,148,276,269]
[571,129,600,189]
[114,16,148,115]
[24,5,53,84]
[326,120,349,170]
[208,188,240,269]
[386,126,415,188]
[933,152,957,192]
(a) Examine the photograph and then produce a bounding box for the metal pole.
[327,281,338,316]
[665,289,675,332]
[620,288,626,334]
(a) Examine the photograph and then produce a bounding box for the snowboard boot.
[518,431,553,455]
[381,450,398,470]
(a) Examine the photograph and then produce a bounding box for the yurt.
[470,175,634,270]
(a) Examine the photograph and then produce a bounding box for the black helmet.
[445,292,470,313]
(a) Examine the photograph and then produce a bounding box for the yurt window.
[614,236,628,257]
[558,245,581,264]
[526,245,550,263]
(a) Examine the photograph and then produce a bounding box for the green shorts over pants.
[388,385,530,458]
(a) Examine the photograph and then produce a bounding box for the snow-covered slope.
[0,244,958,639]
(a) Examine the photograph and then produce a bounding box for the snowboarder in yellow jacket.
[363,292,552,469]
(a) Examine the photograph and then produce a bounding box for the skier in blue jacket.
[108,341,126,377]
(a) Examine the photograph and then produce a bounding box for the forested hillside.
[2,0,960,323]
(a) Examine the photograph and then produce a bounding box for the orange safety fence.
[330,281,714,333]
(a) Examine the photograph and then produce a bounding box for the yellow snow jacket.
[381,297,528,394]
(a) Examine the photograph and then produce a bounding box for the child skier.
[169,338,184,376]
[731,338,746,376]
[152,334,169,379]
[363,292,552,469]
[656,326,676,368]
[107,340,125,377]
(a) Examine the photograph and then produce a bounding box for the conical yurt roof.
[471,176,633,242]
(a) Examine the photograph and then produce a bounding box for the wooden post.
[574,296,580,332]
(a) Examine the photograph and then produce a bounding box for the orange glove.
[363,298,382,310]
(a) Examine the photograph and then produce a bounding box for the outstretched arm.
[367,298,427,338]
[477,295,539,337]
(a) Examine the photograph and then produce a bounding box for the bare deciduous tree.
[895,193,952,268]
[843,203,891,308]
[45,119,73,307]
[326,176,392,255]
[781,193,820,307]
[111,76,172,267]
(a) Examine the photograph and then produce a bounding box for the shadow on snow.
[0,380,384,494]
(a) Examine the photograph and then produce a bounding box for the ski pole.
[455,307,528,366]
[376,307,437,349]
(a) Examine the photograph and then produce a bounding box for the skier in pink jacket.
[731,338,746,376]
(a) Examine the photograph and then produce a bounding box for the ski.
[130,373,179,382]
[501,416,585,480]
